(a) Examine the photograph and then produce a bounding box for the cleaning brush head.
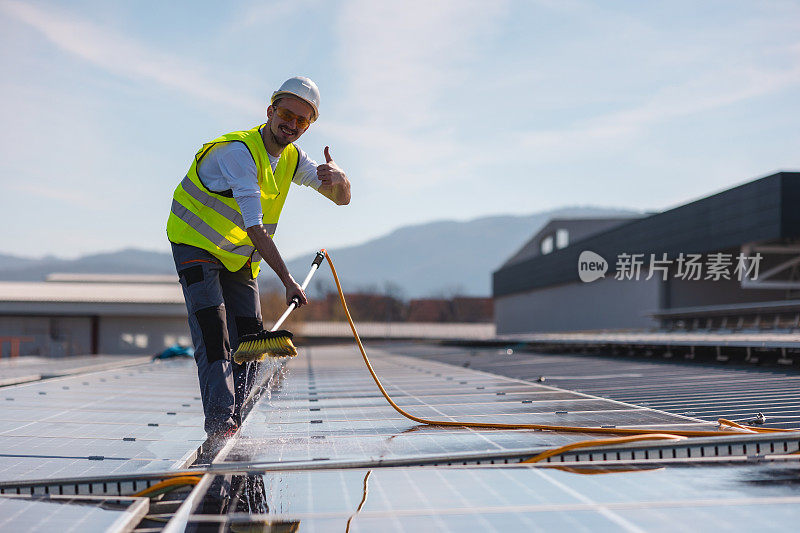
[233,329,297,364]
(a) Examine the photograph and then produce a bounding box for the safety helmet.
[271,76,320,121]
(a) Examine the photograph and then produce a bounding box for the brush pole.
[270,250,326,332]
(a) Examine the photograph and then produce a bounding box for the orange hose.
[323,251,758,438]
[545,465,666,475]
[132,476,201,497]
[521,434,685,463]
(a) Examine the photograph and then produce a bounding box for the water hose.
[132,476,202,498]
[521,434,686,463]
[322,250,757,438]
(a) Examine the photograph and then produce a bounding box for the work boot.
[196,425,238,465]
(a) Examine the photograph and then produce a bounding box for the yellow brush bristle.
[233,331,299,363]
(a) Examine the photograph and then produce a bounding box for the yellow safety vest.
[166,124,299,278]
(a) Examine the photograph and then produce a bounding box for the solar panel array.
[0,355,150,387]
[0,494,147,532]
[0,358,206,483]
[392,343,800,429]
[2,342,800,530]
[218,345,715,470]
[175,343,800,531]
[180,463,800,531]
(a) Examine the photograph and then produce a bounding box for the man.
[166,77,351,445]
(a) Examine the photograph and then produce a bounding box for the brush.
[233,250,325,364]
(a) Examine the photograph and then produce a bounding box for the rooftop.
[1,342,799,530]
[0,281,183,304]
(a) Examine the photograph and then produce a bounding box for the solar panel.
[4,341,799,530]
[0,359,206,483]
[393,343,800,429]
[0,355,149,386]
[218,345,718,469]
[0,494,147,531]
[183,461,800,530]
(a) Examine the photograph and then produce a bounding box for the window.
[164,335,192,348]
[540,236,554,255]
[121,333,149,349]
[556,228,569,249]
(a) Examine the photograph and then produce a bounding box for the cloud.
[324,0,509,187]
[520,45,800,157]
[0,0,261,113]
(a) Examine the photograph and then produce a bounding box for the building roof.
[0,281,183,304]
[0,280,186,316]
[502,216,643,267]
[493,171,800,297]
[45,273,178,284]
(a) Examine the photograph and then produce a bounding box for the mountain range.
[0,206,638,297]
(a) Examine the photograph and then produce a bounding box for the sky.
[1,0,799,261]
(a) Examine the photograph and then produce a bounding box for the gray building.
[0,274,189,356]
[493,171,800,334]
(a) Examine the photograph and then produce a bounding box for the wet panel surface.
[186,462,800,532]
[219,345,717,467]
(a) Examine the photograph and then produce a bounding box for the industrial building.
[0,274,189,357]
[493,171,800,334]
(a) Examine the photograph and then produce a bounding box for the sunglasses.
[274,106,313,130]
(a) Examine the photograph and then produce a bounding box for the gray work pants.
[171,242,263,435]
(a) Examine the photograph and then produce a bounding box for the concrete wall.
[495,276,661,334]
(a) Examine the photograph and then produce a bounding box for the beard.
[269,120,297,147]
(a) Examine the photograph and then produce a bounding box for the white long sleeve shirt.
[197,138,321,228]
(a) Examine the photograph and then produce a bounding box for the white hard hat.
[271,76,320,120]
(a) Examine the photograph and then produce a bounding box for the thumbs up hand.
[316,146,351,205]
[316,146,345,187]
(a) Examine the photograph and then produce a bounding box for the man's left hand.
[317,146,347,189]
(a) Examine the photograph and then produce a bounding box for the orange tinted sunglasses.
[274,106,313,129]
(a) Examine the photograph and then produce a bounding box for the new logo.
[578,251,607,282]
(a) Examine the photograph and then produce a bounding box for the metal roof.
[0,281,184,305]
[46,273,178,284]
[502,216,642,268]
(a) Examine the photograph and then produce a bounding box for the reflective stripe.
[180,176,245,229]
[170,200,254,257]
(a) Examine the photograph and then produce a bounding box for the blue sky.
[1,0,799,260]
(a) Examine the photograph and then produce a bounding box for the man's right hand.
[286,281,308,307]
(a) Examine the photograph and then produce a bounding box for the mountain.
[0,206,640,296]
[284,206,640,298]
[0,249,176,281]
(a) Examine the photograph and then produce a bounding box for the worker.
[166,76,351,448]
